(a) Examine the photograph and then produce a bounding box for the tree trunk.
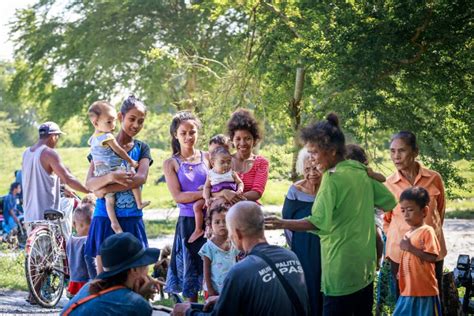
[289,67,305,182]
[183,69,197,111]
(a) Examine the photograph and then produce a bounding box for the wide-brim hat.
[96,232,160,280]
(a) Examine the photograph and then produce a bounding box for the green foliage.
[0,112,18,147]
[3,0,473,192]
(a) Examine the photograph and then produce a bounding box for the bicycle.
[24,209,69,307]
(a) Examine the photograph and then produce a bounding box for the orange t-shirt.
[384,164,447,263]
[399,225,440,297]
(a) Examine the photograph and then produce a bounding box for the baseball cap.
[38,121,65,136]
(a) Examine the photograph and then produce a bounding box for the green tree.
[9,0,247,121]
[8,0,473,192]
[223,1,473,192]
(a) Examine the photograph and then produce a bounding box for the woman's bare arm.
[86,163,131,191]
[242,190,261,202]
[164,158,203,204]
[265,216,316,232]
[97,158,151,195]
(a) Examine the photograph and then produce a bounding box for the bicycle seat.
[44,209,64,220]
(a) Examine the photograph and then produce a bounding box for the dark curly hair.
[88,269,128,295]
[227,109,262,143]
[345,144,368,165]
[300,112,346,157]
[206,204,229,227]
[209,134,231,151]
[400,186,430,209]
[169,111,201,155]
[210,145,231,161]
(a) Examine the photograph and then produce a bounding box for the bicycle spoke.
[25,225,66,307]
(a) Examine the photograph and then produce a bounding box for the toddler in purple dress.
[188,146,243,243]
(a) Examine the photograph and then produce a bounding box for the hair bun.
[326,112,340,128]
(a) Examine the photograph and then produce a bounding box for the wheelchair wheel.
[25,230,65,307]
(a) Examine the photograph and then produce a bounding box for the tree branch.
[262,2,302,39]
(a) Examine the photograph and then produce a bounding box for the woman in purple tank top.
[163,111,209,302]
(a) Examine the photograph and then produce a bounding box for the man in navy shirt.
[173,201,310,316]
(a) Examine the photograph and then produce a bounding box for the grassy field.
[0,245,27,291]
[2,146,472,211]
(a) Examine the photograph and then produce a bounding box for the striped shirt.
[237,156,269,197]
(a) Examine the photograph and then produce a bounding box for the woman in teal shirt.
[266,113,397,316]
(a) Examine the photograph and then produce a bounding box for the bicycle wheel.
[25,230,65,307]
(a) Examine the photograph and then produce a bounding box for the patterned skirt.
[165,216,206,298]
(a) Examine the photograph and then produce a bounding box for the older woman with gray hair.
[282,148,323,316]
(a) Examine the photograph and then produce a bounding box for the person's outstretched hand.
[264,216,285,230]
[133,275,160,301]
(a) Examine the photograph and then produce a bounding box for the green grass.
[445,209,474,220]
[1,147,472,214]
[0,246,28,291]
[144,219,177,238]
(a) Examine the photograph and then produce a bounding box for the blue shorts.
[2,216,17,234]
[394,296,441,316]
[85,216,148,257]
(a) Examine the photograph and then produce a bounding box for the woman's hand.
[222,189,246,204]
[109,169,133,187]
[132,275,160,301]
[264,216,285,230]
[94,188,107,199]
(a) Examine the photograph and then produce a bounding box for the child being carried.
[188,144,244,243]
[88,101,150,234]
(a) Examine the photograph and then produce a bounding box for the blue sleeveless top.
[92,140,153,218]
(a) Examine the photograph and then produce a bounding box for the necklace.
[180,151,198,171]
[233,154,255,173]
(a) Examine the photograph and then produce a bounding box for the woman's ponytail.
[171,137,181,155]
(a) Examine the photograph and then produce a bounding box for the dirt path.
[0,289,68,315]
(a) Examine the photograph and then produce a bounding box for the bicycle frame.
[25,219,69,278]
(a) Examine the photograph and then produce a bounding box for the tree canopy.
[2,0,472,192]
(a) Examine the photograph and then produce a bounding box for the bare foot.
[111,222,123,234]
[188,230,204,243]
[138,201,151,209]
